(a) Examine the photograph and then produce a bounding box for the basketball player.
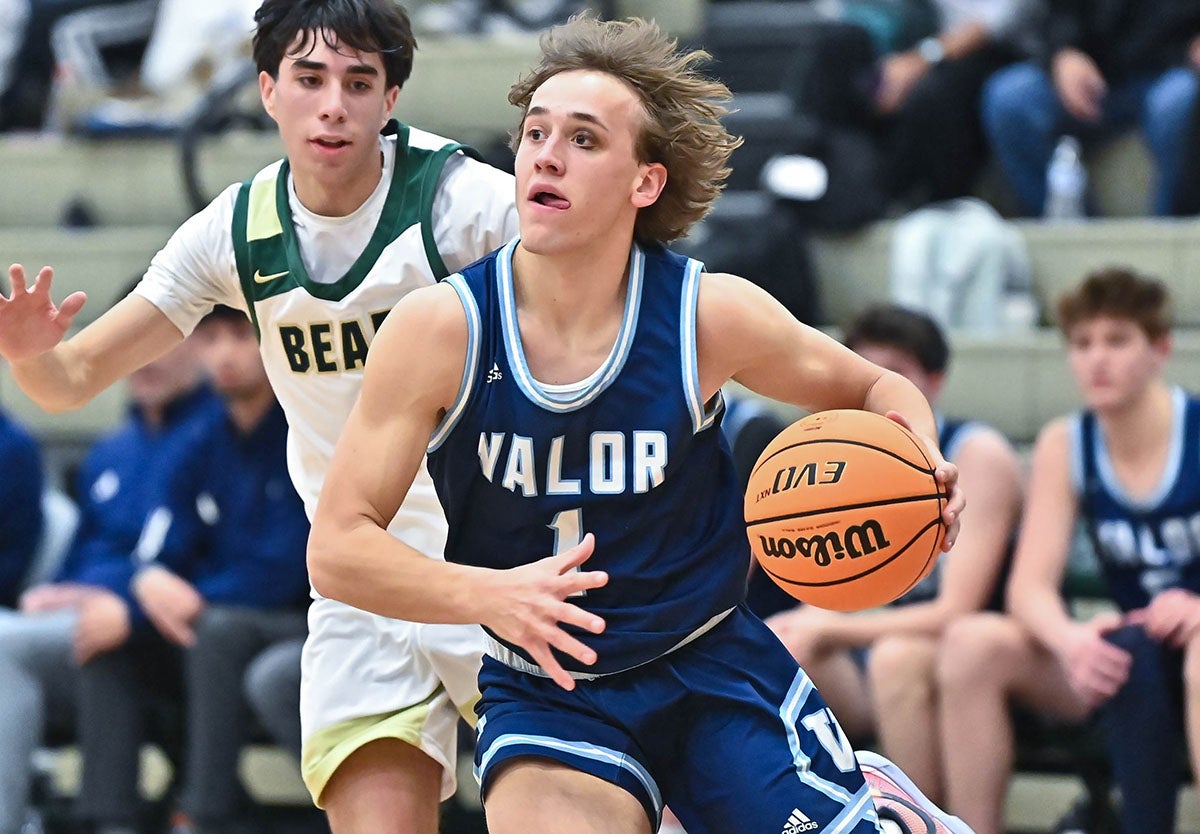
[0,1,516,832]
[936,268,1200,834]
[766,304,1023,803]
[308,15,968,834]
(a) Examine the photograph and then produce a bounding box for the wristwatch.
[916,36,945,64]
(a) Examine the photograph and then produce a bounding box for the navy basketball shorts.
[474,604,882,834]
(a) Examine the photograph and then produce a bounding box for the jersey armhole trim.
[1069,412,1086,495]
[428,272,481,452]
[230,180,263,339]
[420,144,484,281]
[680,258,718,433]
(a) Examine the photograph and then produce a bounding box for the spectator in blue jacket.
[76,305,311,834]
[0,399,43,610]
[0,317,214,834]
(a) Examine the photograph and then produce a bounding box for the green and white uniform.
[134,122,517,802]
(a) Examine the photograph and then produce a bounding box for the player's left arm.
[696,271,963,548]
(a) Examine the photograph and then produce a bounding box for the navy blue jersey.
[427,239,749,675]
[1071,387,1200,610]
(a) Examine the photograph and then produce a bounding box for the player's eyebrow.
[526,105,608,132]
[291,58,379,76]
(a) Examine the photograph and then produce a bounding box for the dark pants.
[1101,624,1185,834]
[77,606,308,829]
[882,44,1018,205]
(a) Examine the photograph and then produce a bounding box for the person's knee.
[243,643,300,716]
[1143,68,1199,153]
[981,63,1049,135]
[868,634,935,703]
[937,613,1015,693]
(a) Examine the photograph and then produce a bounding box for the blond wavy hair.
[508,14,741,244]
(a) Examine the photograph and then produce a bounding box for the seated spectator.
[937,268,1198,834]
[0,318,214,834]
[874,0,1043,208]
[764,305,1023,804]
[982,0,1200,216]
[76,306,311,834]
[0,393,44,610]
[242,636,303,762]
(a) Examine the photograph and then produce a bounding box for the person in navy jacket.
[0,401,43,610]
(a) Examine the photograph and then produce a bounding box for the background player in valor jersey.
[0,1,517,832]
[308,15,969,834]
[935,268,1200,834]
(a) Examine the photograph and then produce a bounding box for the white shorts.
[299,595,486,803]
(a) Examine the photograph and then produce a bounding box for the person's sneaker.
[856,750,976,834]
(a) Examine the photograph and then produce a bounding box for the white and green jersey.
[136,122,518,556]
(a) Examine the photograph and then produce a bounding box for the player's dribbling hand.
[483,532,608,691]
[885,411,964,552]
[0,265,87,362]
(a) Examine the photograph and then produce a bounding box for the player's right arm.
[308,283,607,690]
[1,265,184,412]
[1006,417,1130,706]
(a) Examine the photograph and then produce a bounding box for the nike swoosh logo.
[254,269,288,284]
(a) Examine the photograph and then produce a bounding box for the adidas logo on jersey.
[782,808,819,834]
[486,363,503,383]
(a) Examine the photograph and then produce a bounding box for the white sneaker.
[856,750,976,834]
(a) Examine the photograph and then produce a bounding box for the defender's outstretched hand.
[483,532,608,691]
[1,265,88,361]
[887,410,965,552]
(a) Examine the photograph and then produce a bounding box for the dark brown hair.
[844,304,950,373]
[1056,267,1172,340]
[508,14,741,244]
[253,0,415,89]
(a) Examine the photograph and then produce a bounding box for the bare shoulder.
[956,425,1020,469]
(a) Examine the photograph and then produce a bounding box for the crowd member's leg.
[0,610,77,834]
[1140,67,1200,215]
[937,613,1090,834]
[979,62,1066,216]
[77,634,182,834]
[867,633,942,803]
[243,637,303,761]
[182,606,308,832]
[885,46,1015,204]
[1100,624,1183,834]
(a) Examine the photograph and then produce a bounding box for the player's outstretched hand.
[0,265,87,362]
[886,410,964,551]
[484,532,608,691]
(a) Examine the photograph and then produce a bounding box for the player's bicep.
[697,272,881,408]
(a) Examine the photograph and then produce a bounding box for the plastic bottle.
[1044,135,1087,221]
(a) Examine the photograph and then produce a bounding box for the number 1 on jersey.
[549,508,587,598]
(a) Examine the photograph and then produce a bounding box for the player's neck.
[512,236,633,335]
[1097,379,1174,461]
[291,151,384,217]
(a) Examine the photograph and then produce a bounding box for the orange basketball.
[744,409,946,612]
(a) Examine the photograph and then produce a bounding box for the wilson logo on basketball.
[757,519,891,567]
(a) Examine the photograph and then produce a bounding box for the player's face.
[853,342,943,403]
[514,70,666,255]
[259,31,399,181]
[194,318,271,401]
[1066,315,1169,412]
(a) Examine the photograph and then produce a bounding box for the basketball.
[744,409,946,612]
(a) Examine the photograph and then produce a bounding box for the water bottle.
[1044,136,1087,221]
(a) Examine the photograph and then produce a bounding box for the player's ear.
[631,162,666,209]
[259,71,278,119]
[383,84,400,124]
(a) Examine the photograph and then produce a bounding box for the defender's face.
[260,31,398,181]
[1066,316,1169,411]
[515,70,665,254]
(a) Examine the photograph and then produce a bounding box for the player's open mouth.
[312,138,350,149]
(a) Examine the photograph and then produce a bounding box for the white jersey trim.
[428,272,482,453]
